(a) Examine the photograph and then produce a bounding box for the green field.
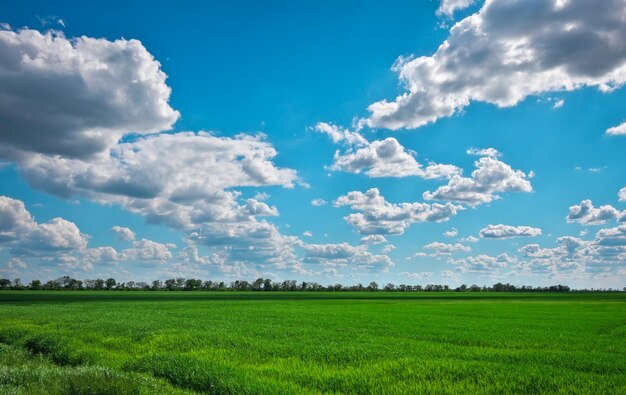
[0,291,624,394]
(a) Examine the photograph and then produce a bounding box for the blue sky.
[1,0,625,287]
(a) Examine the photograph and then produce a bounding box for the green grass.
[0,291,624,394]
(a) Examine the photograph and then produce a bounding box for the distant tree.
[384,283,396,291]
[151,280,163,291]
[175,278,185,289]
[43,280,60,290]
[12,278,24,290]
[94,279,105,290]
[65,278,83,290]
[252,278,264,291]
[29,279,42,290]
[0,278,11,290]
[367,282,379,292]
[164,278,177,291]
[202,281,213,291]
[184,279,202,291]
[263,278,272,291]
[105,278,117,290]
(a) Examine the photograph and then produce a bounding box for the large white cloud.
[334,188,462,235]
[423,157,532,206]
[0,195,180,271]
[566,199,624,225]
[366,0,626,130]
[314,123,460,179]
[0,28,179,159]
[0,195,88,254]
[17,132,297,230]
[479,224,542,238]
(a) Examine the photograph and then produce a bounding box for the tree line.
[0,276,623,292]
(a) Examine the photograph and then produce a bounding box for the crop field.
[0,292,624,394]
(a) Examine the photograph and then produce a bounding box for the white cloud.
[443,228,458,238]
[334,188,462,235]
[313,122,368,147]
[406,252,428,260]
[437,0,476,17]
[440,270,461,283]
[17,132,297,230]
[366,0,626,130]
[423,157,533,206]
[398,271,433,280]
[300,241,393,272]
[606,121,626,136]
[479,224,542,239]
[382,244,396,253]
[0,28,179,159]
[452,253,514,272]
[619,187,626,202]
[424,241,471,255]
[466,147,501,158]
[360,235,387,245]
[566,199,623,225]
[460,235,480,243]
[553,99,565,109]
[112,226,135,242]
[311,198,328,206]
[315,123,461,179]
[120,239,173,262]
[303,231,313,237]
[0,195,88,255]
[331,137,461,179]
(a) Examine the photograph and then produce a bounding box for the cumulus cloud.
[619,187,626,202]
[479,224,542,238]
[334,188,462,235]
[315,123,461,179]
[112,226,135,242]
[0,28,179,159]
[0,195,189,274]
[311,198,328,207]
[398,271,433,280]
[452,253,514,272]
[303,231,313,237]
[0,195,88,255]
[382,244,396,253]
[566,199,624,225]
[366,0,626,130]
[606,122,626,136]
[423,157,533,206]
[360,235,387,245]
[518,236,588,276]
[313,122,368,147]
[460,235,480,243]
[437,0,476,17]
[424,241,471,255]
[120,239,173,262]
[300,241,393,272]
[443,228,458,238]
[17,132,297,230]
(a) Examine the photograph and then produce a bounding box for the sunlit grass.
[0,291,624,394]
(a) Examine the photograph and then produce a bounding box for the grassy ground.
[0,291,624,394]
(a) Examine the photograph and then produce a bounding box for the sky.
[1,0,625,288]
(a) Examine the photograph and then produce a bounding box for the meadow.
[0,291,624,394]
